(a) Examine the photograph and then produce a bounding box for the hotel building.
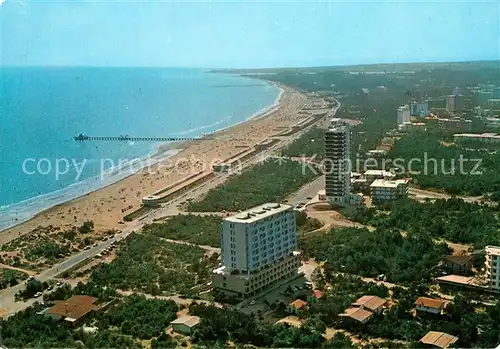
[370,179,409,202]
[324,118,351,204]
[212,203,301,300]
[485,246,500,291]
[397,105,411,126]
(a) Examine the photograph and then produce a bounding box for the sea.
[0,67,281,230]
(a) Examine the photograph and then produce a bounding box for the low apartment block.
[370,178,409,202]
[438,118,472,133]
[212,203,301,300]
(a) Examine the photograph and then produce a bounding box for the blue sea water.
[0,67,280,230]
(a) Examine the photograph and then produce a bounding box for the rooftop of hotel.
[370,178,409,188]
[328,118,350,131]
[224,202,293,223]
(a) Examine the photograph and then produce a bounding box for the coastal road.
[0,101,337,317]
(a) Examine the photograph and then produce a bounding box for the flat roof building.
[438,118,472,133]
[212,203,301,300]
[370,178,409,202]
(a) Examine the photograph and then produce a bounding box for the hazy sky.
[1,0,499,68]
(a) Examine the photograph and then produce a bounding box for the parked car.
[34,292,42,298]
[56,281,64,287]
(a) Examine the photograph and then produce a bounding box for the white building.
[370,179,409,202]
[212,203,301,300]
[485,246,500,291]
[324,118,351,204]
[397,105,411,126]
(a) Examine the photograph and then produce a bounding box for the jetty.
[73,133,210,142]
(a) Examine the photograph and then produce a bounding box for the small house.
[415,297,449,316]
[351,295,386,314]
[286,299,308,314]
[170,315,201,335]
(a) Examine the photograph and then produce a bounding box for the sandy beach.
[0,85,309,244]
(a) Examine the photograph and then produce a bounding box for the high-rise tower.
[324,118,351,203]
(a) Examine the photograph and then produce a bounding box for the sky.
[1,0,499,68]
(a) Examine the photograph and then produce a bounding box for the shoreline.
[0,81,298,239]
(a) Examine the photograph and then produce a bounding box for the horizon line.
[2,58,500,71]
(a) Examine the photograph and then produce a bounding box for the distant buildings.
[485,246,500,291]
[410,100,429,117]
[437,118,472,133]
[446,94,465,113]
[211,203,301,300]
[397,105,411,127]
[324,119,352,204]
[370,179,409,202]
[454,132,500,144]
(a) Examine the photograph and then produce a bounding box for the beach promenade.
[0,86,307,242]
[0,86,338,316]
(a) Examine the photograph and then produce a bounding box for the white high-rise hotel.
[397,105,411,126]
[212,203,301,300]
[325,118,351,203]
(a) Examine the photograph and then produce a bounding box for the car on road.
[34,292,42,298]
[83,246,91,250]
[93,243,98,247]
[306,196,313,200]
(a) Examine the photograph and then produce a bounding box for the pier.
[74,134,210,142]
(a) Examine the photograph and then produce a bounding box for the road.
[285,175,324,207]
[0,100,338,317]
